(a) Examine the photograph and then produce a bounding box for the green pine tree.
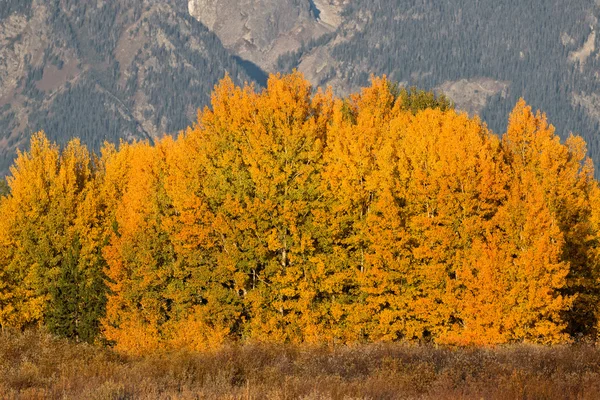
[47,237,82,340]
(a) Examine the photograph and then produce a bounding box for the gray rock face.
[188,0,347,71]
[436,78,510,117]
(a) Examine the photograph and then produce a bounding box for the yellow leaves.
[500,100,598,338]
[7,133,59,219]
[3,75,600,350]
[99,139,174,350]
[104,318,163,356]
[166,307,232,352]
[0,132,102,332]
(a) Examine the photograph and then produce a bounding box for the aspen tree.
[101,141,175,354]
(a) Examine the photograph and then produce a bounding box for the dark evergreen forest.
[3,0,600,172]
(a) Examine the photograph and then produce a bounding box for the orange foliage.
[2,75,600,353]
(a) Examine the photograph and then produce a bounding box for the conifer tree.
[47,236,82,340]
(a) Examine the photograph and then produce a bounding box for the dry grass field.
[1,330,600,399]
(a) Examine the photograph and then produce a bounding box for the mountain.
[188,0,348,72]
[274,0,600,162]
[0,0,257,173]
[3,0,600,173]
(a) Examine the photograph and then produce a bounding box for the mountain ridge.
[0,0,257,173]
[3,0,600,173]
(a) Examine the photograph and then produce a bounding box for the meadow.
[1,330,600,399]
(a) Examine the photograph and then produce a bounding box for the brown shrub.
[1,330,600,399]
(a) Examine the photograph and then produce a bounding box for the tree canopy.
[1,73,599,353]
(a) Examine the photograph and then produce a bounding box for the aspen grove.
[1,73,600,354]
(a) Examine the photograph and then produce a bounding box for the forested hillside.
[283,0,600,163]
[2,73,600,354]
[0,0,259,173]
[4,0,600,175]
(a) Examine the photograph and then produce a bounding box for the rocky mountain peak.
[188,0,348,71]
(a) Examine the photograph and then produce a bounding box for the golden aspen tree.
[448,177,569,344]
[168,72,335,343]
[319,78,496,344]
[493,100,594,341]
[70,169,109,343]
[0,133,104,342]
[161,125,246,351]
[442,100,586,345]
[319,76,401,342]
[166,76,268,347]
[45,138,107,342]
[378,109,505,343]
[214,72,334,343]
[0,133,61,328]
[357,109,411,342]
[101,140,176,354]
